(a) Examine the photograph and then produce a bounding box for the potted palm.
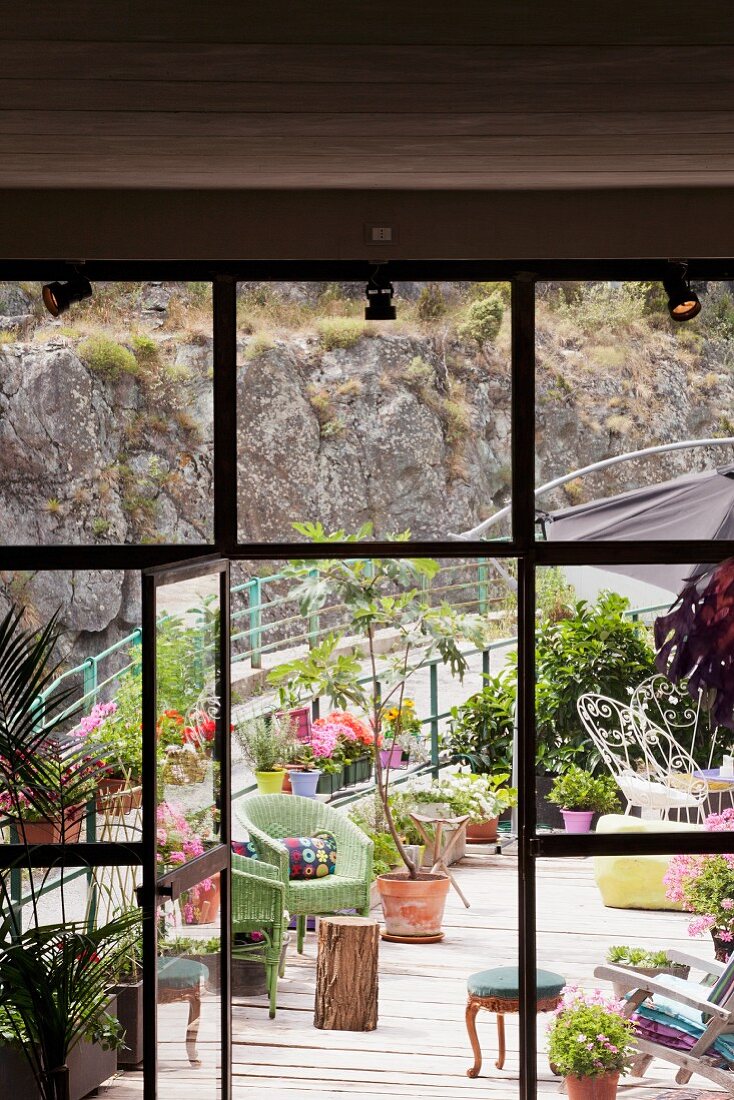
[235,714,296,794]
[546,986,635,1100]
[548,766,620,833]
[269,522,489,941]
[0,606,139,1100]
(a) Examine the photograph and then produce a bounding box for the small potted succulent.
[235,714,296,794]
[548,766,620,833]
[546,985,635,1100]
[605,945,690,998]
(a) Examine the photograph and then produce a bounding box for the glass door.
[141,558,231,1100]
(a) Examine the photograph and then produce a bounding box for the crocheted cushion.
[467,967,565,1001]
[283,833,337,879]
[232,838,258,859]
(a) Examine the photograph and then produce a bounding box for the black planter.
[115,980,143,1066]
[317,768,344,795]
[535,774,565,830]
[0,997,118,1099]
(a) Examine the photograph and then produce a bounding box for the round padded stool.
[465,966,565,1076]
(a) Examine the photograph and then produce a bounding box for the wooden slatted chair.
[594,949,734,1095]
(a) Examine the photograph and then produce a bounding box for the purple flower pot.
[289,769,321,798]
[561,809,594,834]
[379,747,404,770]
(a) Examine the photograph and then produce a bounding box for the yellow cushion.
[593,814,701,911]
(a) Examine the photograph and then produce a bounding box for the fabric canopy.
[541,464,734,594]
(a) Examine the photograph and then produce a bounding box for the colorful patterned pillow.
[232,838,258,859]
[283,833,337,879]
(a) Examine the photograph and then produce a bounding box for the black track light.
[365,266,396,321]
[42,270,93,317]
[663,262,701,323]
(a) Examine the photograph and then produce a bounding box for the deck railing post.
[249,578,262,670]
[478,557,488,615]
[429,663,439,778]
[307,568,319,648]
[82,656,98,703]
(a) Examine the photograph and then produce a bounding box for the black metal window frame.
[1,259,733,1099]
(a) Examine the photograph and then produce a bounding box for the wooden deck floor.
[102,846,727,1098]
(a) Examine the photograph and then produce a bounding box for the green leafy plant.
[444,673,515,774]
[271,521,490,877]
[548,766,620,813]
[606,946,675,968]
[235,715,296,773]
[547,987,635,1080]
[0,606,140,1100]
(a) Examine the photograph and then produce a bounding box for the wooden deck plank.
[99,850,728,1097]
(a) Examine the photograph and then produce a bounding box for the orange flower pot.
[376,871,450,941]
[16,805,85,844]
[466,817,499,843]
[564,1072,619,1100]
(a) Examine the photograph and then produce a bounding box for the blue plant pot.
[289,770,321,798]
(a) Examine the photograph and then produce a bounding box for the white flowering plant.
[421,772,517,824]
[546,986,635,1079]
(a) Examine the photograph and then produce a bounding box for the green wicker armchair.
[236,794,373,953]
[231,854,287,1018]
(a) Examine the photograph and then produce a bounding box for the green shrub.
[79,335,138,379]
[317,317,366,350]
[416,283,446,322]
[457,293,504,346]
[243,332,274,361]
[554,282,647,333]
[130,332,158,364]
[548,765,620,813]
[444,673,515,774]
[92,517,111,537]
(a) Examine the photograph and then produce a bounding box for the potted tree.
[547,985,635,1100]
[0,606,139,1100]
[548,766,620,833]
[235,714,296,794]
[269,522,489,941]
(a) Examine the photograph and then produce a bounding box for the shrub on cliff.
[79,335,139,380]
[458,293,504,347]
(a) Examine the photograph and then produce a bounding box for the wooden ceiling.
[6,2,734,190]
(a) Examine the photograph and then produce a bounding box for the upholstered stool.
[158,957,209,1065]
[465,966,565,1076]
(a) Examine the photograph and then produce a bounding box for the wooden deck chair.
[594,949,734,1094]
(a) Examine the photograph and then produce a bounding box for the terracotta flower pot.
[183,872,221,925]
[16,805,85,844]
[96,776,142,814]
[564,1071,619,1100]
[466,817,499,843]
[376,870,450,941]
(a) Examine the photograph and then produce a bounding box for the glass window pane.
[535,279,734,544]
[236,281,511,542]
[0,281,213,544]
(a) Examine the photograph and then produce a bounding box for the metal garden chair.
[576,693,708,822]
[235,794,373,953]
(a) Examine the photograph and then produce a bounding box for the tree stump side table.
[314,915,379,1032]
[465,966,565,1076]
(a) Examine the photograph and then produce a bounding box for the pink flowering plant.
[156,801,206,868]
[546,986,635,1080]
[301,711,372,771]
[664,807,734,942]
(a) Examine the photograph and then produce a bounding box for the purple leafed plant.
[654,558,734,729]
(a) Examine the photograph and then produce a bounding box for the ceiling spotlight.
[663,262,701,323]
[42,269,93,317]
[365,266,396,321]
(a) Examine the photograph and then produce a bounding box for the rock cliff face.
[0,279,732,669]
